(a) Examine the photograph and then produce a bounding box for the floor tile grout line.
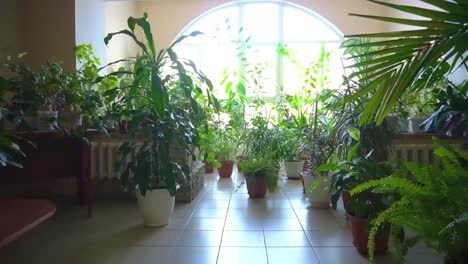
[216,169,236,264]
[285,181,324,263]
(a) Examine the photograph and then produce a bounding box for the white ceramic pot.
[408,117,428,134]
[285,160,304,179]
[302,172,330,208]
[136,188,175,227]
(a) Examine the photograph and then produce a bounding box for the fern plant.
[351,139,468,262]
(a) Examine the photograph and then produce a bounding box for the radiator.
[388,144,438,166]
[90,141,192,180]
[91,142,123,179]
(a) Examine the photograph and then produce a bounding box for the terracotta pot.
[348,213,389,256]
[246,175,267,198]
[218,160,234,178]
[204,161,214,173]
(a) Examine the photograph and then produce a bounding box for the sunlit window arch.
[174,0,344,99]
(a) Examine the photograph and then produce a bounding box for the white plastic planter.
[408,117,428,134]
[302,172,330,208]
[136,188,175,227]
[285,160,304,179]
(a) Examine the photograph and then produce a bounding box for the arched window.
[175,1,343,99]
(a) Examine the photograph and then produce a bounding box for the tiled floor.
[0,169,443,264]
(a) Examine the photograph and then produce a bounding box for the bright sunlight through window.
[174,1,344,101]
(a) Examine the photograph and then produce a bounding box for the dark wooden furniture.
[0,199,56,248]
[0,131,93,216]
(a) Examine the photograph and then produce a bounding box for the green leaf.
[369,0,468,23]
[348,14,460,30]
[347,127,360,141]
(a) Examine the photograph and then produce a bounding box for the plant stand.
[175,161,205,202]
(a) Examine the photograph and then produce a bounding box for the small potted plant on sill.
[109,13,215,227]
[239,156,279,198]
[420,81,468,137]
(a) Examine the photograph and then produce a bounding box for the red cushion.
[0,199,56,248]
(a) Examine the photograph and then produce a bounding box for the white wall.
[22,0,76,71]
[76,0,107,68]
[132,0,393,50]
[104,1,138,70]
[0,0,25,77]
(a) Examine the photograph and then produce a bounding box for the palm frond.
[342,0,468,124]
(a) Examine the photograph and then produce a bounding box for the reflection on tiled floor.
[0,169,443,264]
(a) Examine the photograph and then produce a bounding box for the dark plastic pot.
[246,175,267,198]
[348,213,389,256]
[218,160,234,178]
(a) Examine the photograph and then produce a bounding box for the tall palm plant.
[343,0,468,125]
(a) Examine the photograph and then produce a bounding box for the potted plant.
[239,156,279,198]
[351,140,468,262]
[345,195,390,256]
[281,132,304,180]
[214,130,236,178]
[314,128,392,209]
[109,13,213,227]
[421,81,468,137]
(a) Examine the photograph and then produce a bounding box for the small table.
[0,199,56,248]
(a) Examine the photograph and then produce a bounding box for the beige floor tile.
[169,247,219,264]
[218,247,268,264]
[196,199,230,209]
[224,218,263,230]
[185,217,225,230]
[221,230,265,246]
[306,230,353,247]
[267,247,320,264]
[264,231,311,247]
[176,230,222,246]
[313,246,370,264]
[262,218,303,231]
[192,208,228,218]
[132,229,184,246]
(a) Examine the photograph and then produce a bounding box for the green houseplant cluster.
[351,140,468,263]
[107,13,215,197]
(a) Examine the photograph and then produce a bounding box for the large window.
[175,1,343,99]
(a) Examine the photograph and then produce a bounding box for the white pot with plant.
[108,13,215,227]
[301,171,330,208]
[280,130,304,179]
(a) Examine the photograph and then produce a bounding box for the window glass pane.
[182,6,240,45]
[245,46,277,98]
[242,3,279,43]
[174,1,343,102]
[283,6,341,42]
